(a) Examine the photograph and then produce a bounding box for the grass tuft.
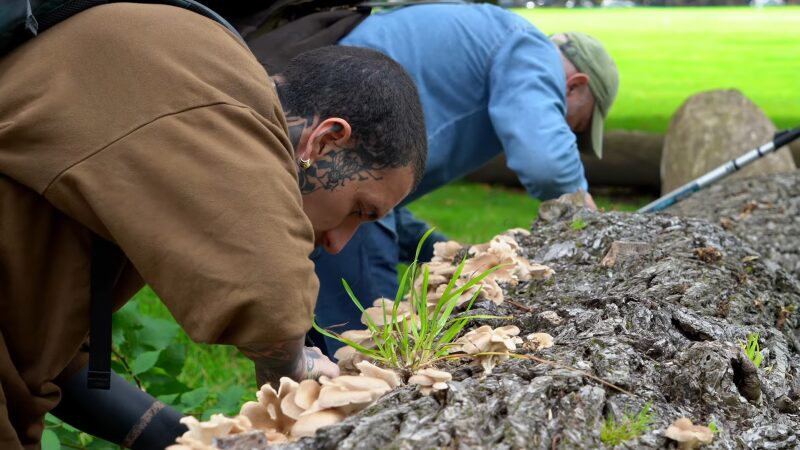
[600,402,654,446]
[313,228,503,375]
[740,333,764,368]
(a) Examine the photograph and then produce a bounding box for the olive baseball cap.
[551,32,619,159]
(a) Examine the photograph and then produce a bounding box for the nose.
[322,221,361,255]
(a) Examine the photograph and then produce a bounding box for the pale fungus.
[663,417,715,449]
[408,368,453,395]
[355,360,403,388]
[290,409,346,438]
[526,333,555,350]
[432,240,463,263]
[453,325,523,374]
[361,297,416,327]
[179,415,238,446]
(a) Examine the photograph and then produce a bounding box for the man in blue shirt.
[312,3,619,353]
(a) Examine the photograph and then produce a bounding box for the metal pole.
[638,127,800,213]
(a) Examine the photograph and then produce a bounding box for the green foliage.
[314,228,503,373]
[708,421,721,434]
[600,402,654,446]
[570,218,588,231]
[521,7,800,133]
[740,333,764,368]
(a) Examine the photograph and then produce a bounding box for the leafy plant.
[740,333,764,368]
[600,402,654,446]
[570,218,587,231]
[313,228,503,375]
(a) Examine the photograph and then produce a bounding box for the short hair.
[277,46,427,189]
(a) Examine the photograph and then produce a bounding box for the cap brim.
[577,104,605,159]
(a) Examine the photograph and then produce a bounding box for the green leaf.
[135,315,180,351]
[130,350,161,375]
[179,387,210,412]
[41,429,61,450]
[158,393,180,405]
[216,385,246,415]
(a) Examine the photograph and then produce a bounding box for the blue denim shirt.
[340,4,588,203]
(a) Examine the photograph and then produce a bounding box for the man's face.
[301,165,414,254]
[564,74,595,134]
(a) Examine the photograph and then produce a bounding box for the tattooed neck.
[298,146,383,194]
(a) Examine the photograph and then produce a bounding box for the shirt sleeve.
[487,27,589,200]
[44,103,319,348]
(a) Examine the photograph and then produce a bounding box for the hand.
[584,192,597,211]
[292,346,339,381]
[242,339,339,388]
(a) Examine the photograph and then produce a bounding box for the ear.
[565,73,590,96]
[298,118,353,164]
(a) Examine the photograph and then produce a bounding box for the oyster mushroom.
[179,414,237,445]
[361,298,416,327]
[453,325,523,374]
[239,401,272,431]
[663,418,714,449]
[432,240,462,263]
[333,329,377,373]
[314,375,392,414]
[355,360,402,388]
[526,333,554,350]
[408,368,452,395]
[290,409,346,438]
[169,436,216,450]
[527,263,555,281]
[281,379,321,420]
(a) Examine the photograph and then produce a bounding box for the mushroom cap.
[528,263,555,280]
[290,409,346,438]
[339,329,375,345]
[432,241,462,262]
[280,389,307,421]
[355,360,402,388]
[415,368,452,382]
[179,414,237,445]
[409,368,452,395]
[316,385,378,409]
[425,261,459,277]
[664,418,714,449]
[323,375,391,392]
[294,380,322,410]
[361,298,414,327]
[526,333,555,350]
[239,401,274,431]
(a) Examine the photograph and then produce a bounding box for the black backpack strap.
[87,234,123,390]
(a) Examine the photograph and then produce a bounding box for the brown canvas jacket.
[0,4,318,448]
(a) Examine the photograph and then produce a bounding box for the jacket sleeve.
[487,27,589,200]
[43,103,318,347]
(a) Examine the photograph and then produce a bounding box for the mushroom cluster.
[663,418,715,449]
[168,361,401,449]
[167,414,254,450]
[408,368,452,395]
[452,325,524,374]
[359,230,553,325]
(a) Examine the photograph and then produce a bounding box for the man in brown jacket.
[0,3,426,449]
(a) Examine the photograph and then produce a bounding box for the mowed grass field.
[517,7,800,132]
[127,7,798,421]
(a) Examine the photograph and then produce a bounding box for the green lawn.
[516,7,800,133]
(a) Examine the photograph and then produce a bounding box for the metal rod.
[638,127,800,213]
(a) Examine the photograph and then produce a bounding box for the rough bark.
[260,193,800,450]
